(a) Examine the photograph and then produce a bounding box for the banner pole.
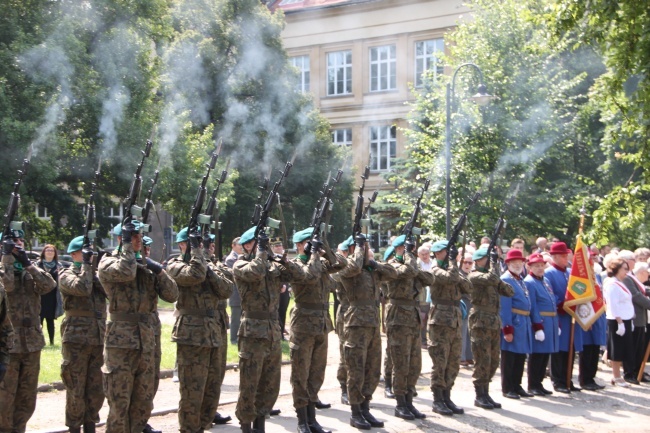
[567,319,575,389]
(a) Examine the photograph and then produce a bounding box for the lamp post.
[445,63,494,239]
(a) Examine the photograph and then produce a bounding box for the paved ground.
[26,310,650,432]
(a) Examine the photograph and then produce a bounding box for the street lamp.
[445,63,494,238]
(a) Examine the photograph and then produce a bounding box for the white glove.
[558,327,561,336]
[616,322,626,337]
[535,330,545,342]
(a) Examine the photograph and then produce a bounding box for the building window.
[415,38,444,87]
[327,50,352,96]
[290,55,310,93]
[370,45,396,92]
[35,204,49,219]
[370,126,396,171]
[331,129,352,147]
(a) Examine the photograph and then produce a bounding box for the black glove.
[14,248,31,268]
[146,257,163,275]
[355,234,366,248]
[311,239,323,254]
[0,362,6,383]
[121,222,136,243]
[489,249,499,263]
[188,229,202,250]
[449,244,459,261]
[82,246,94,265]
[2,237,15,255]
[203,234,212,250]
[258,232,269,252]
[405,238,416,253]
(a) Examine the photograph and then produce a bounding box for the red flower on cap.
[527,253,545,265]
[505,249,525,262]
[549,242,571,255]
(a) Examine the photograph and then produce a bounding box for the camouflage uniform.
[332,274,348,388]
[233,249,306,425]
[0,269,14,380]
[58,262,107,429]
[213,260,233,414]
[98,244,178,433]
[0,253,56,433]
[167,248,233,433]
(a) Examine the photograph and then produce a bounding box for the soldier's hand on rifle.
[202,234,212,250]
[146,257,164,275]
[82,245,94,265]
[258,232,270,252]
[14,248,31,268]
[489,249,499,263]
[2,237,15,255]
[449,245,459,261]
[122,222,136,243]
[405,238,416,253]
[188,228,202,249]
[311,239,323,254]
[355,234,366,248]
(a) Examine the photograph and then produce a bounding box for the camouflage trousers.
[0,351,40,433]
[290,331,328,409]
[102,347,155,433]
[383,342,392,378]
[236,337,282,423]
[215,326,228,410]
[427,324,461,390]
[344,326,381,405]
[387,325,421,396]
[336,308,347,385]
[177,344,223,433]
[154,332,161,395]
[61,343,104,428]
[470,327,500,386]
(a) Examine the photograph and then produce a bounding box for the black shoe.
[570,383,582,392]
[69,427,81,433]
[442,389,464,414]
[350,404,371,430]
[360,399,384,427]
[142,424,161,433]
[314,399,331,409]
[528,387,546,396]
[582,383,601,391]
[253,415,265,432]
[307,403,331,433]
[296,407,311,433]
[405,391,426,419]
[624,376,640,385]
[515,387,534,398]
[213,412,232,424]
[432,389,453,416]
[554,386,570,394]
[394,395,415,420]
[502,391,520,399]
[485,384,501,409]
[540,386,553,395]
[269,409,281,416]
[474,385,494,410]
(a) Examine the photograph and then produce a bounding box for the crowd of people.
[1,223,649,433]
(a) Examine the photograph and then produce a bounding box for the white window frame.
[331,128,352,147]
[290,55,310,93]
[103,206,124,249]
[35,204,49,220]
[327,50,352,96]
[369,45,396,92]
[369,125,396,171]
[415,38,444,87]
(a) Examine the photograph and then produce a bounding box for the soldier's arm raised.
[431,265,460,285]
[233,252,267,283]
[98,243,138,284]
[337,250,363,278]
[497,280,515,297]
[28,264,56,294]
[59,264,94,297]
[206,263,234,299]
[166,251,208,285]
[155,270,179,303]
[0,255,14,293]
[416,269,434,286]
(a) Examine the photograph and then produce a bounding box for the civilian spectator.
[535,237,548,253]
[225,237,243,344]
[459,252,473,366]
[417,245,432,348]
[36,245,63,346]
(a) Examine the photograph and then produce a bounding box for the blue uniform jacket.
[500,271,532,354]
[544,265,583,352]
[525,274,560,354]
[582,313,607,346]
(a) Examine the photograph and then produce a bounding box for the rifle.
[485,186,519,272]
[183,141,222,262]
[401,178,430,242]
[139,170,159,234]
[252,162,293,251]
[2,156,30,240]
[120,139,152,231]
[250,175,270,228]
[82,168,102,247]
[352,166,370,238]
[200,160,229,239]
[310,169,344,244]
[362,189,379,235]
[447,191,481,258]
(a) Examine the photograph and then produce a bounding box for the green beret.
[67,235,84,253]
[10,229,25,239]
[208,234,215,242]
[473,247,489,261]
[176,227,189,243]
[392,234,406,247]
[383,246,395,261]
[239,226,256,245]
[338,235,354,251]
[143,236,153,246]
[292,228,314,244]
[431,240,449,253]
[113,221,142,236]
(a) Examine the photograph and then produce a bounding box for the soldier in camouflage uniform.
[425,240,470,416]
[383,235,426,421]
[338,234,398,430]
[333,237,352,405]
[0,244,14,385]
[58,236,107,433]
[167,227,233,433]
[290,228,345,433]
[98,222,178,433]
[0,230,56,433]
[233,227,308,433]
[467,247,514,410]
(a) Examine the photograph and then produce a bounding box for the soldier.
[333,236,352,405]
[58,236,107,433]
[426,240,470,416]
[467,247,514,410]
[233,227,307,433]
[0,244,14,385]
[339,234,398,429]
[167,227,233,433]
[499,249,533,399]
[98,222,178,433]
[525,253,560,395]
[383,235,426,421]
[142,236,153,258]
[0,229,56,433]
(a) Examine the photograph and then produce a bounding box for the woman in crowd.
[37,244,63,345]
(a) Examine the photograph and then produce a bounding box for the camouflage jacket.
[467,269,514,330]
[0,280,14,364]
[213,259,233,331]
[289,252,346,335]
[425,262,472,329]
[59,263,107,346]
[332,273,348,335]
[383,252,422,328]
[233,250,306,341]
[98,243,178,352]
[340,248,399,328]
[167,249,233,347]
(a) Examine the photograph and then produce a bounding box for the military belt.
[65,309,106,319]
[243,311,279,320]
[473,305,498,314]
[295,302,329,311]
[431,299,459,307]
[174,308,216,318]
[109,312,151,323]
[387,299,419,307]
[540,311,557,317]
[349,299,378,307]
[511,308,530,316]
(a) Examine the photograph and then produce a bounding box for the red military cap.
[549,242,571,255]
[527,253,545,265]
[505,249,525,262]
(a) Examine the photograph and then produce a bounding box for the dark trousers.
[527,353,550,390]
[500,350,526,393]
[579,344,600,385]
[230,306,241,344]
[333,297,340,328]
[278,291,290,335]
[41,317,55,345]
[550,350,576,388]
[623,326,646,378]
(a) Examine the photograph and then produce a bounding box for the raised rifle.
[486,185,519,272]
[310,169,344,244]
[446,191,481,260]
[250,175,270,228]
[402,178,430,242]
[362,189,379,235]
[252,162,293,251]
[139,169,159,234]
[120,139,152,239]
[82,168,102,248]
[352,166,370,238]
[2,156,30,240]
[200,160,229,240]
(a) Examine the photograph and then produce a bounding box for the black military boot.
[349,404,371,430]
[474,385,494,410]
[340,382,350,405]
[307,403,332,433]
[405,390,426,419]
[432,388,453,416]
[485,384,502,409]
[394,394,415,420]
[360,398,384,427]
[83,422,95,433]
[443,389,464,414]
[384,374,395,399]
[69,427,81,433]
[142,424,161,433]
[240,422,253,433]
[296,407,311,433]
[314,399,331,409]
[253,415,265,432]
[213,412,232,424]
